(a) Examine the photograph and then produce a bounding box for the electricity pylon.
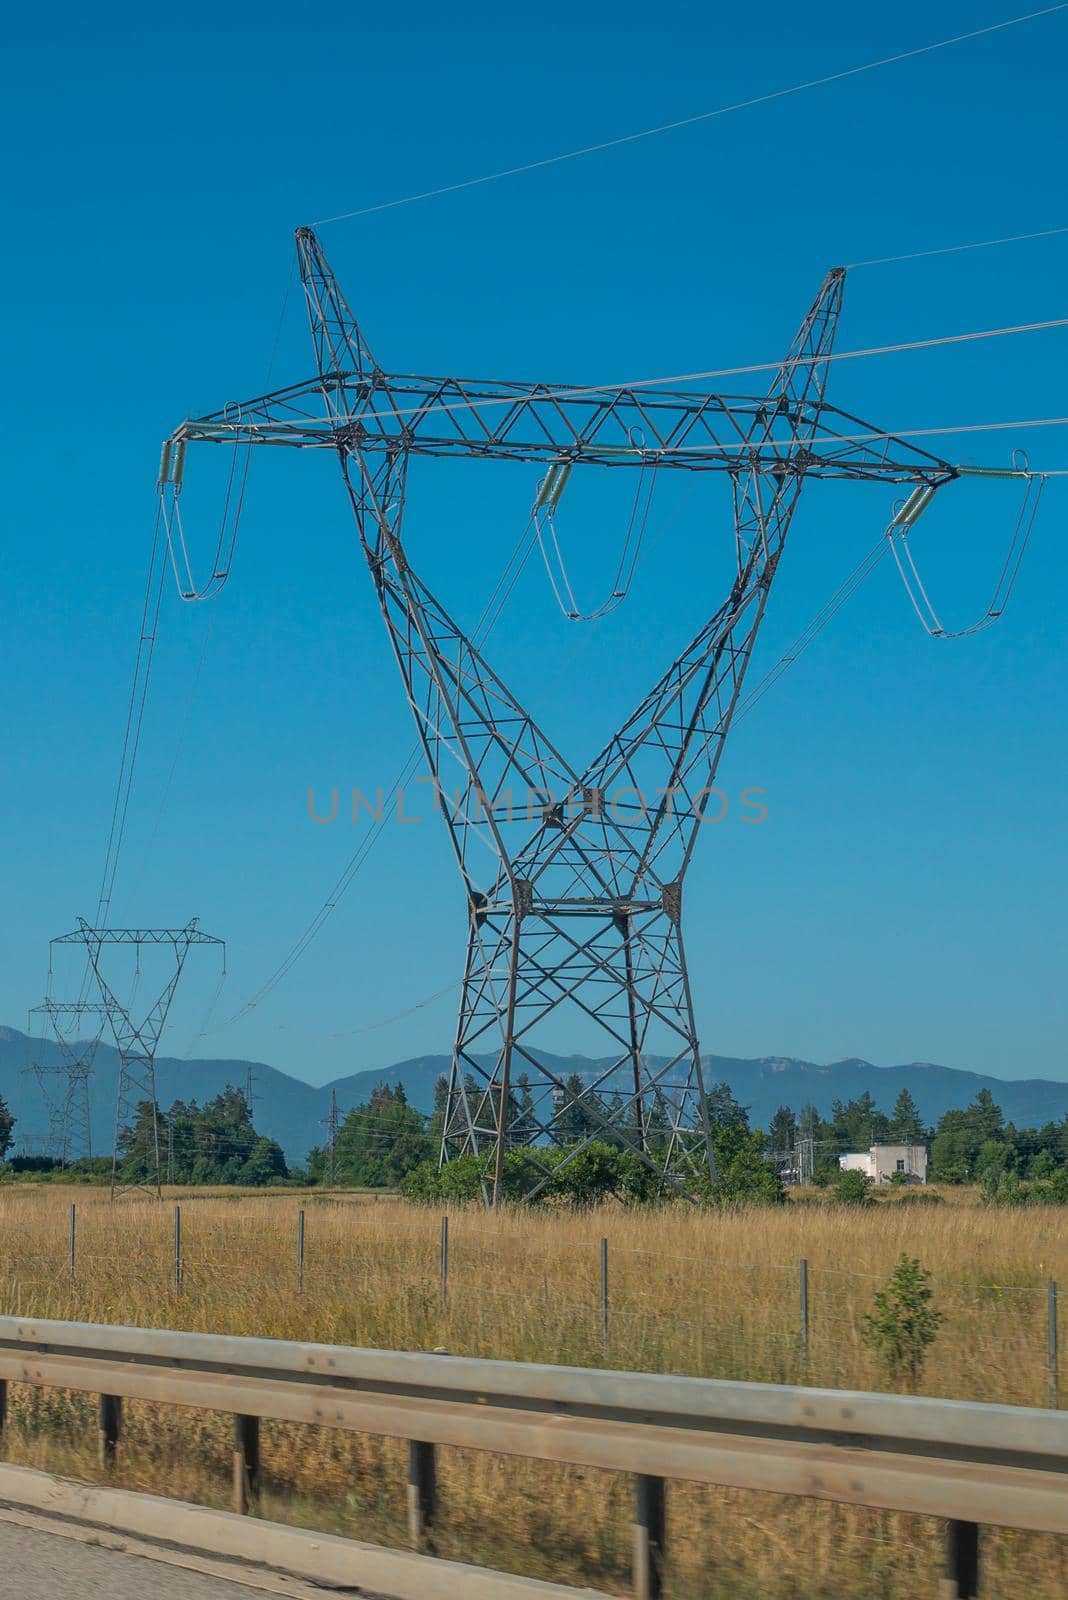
[26,1000,106,1165]
[321,1089,341,1185]
[163,228,956,1204]
[51,921,225,1199]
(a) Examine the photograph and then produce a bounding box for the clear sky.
[2,0,1066,1086]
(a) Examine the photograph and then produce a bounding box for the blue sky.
[2,0,1066,1087]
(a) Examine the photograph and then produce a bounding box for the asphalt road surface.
[0,1514,388,1600]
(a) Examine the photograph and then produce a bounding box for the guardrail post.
[799,1257,809,1371]
[296,1209,305,1295]
[633,1473,666,1600]
[407,1440,437,1550]
[600,1237,609,1343]
[1048,1279,1058,1408]
[98,1394,121,1470]
[943,1520,978,1598]
[233,1414,261,1514]
[439,1214,449,1312]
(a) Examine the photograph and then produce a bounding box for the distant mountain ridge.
[1,1024,1065,1165]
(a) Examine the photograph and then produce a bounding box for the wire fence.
[0,1201,1060,1410]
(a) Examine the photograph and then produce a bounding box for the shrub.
[834,1168,875,1207]
[892,1189,944,1207]
[400,1139,784,1208]
[862,1254,942,1390]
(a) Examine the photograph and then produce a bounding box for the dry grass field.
[0,1184,1065,1598]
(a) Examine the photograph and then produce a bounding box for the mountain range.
[2,1025,1066,1165]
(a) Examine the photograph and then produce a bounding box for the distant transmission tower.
[164,228,961,1204]
[322,1089,340,1186]
[27,1000,106,1166]
[244,1064,255,1122]
[51,921,225,1199]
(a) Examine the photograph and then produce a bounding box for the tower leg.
[440,899,715,1203]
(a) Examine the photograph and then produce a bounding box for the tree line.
[5,1073,1068,1202]
[0,1088,289,1187]
[770,1084,1068,1198]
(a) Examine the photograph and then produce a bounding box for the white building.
[838,1144,928,1184]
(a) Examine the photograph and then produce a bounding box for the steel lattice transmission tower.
[26,1000,106,1166]
[163,229,955,1204]
[322,1089,341,1186]
[51,921,226,1199]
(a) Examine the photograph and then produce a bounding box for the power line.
[848,224,1068,270]
[218,315,1068,437]
[313,4,1068,225]
[93,507,168,928]
[201,421,1067,1038]
[210,516,546,1033]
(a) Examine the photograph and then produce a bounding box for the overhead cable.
[313,4,1068,225]
[93,506,169,927]
[210,515,544,1032]
[848,224,1068,270]
[211,316,1068,439]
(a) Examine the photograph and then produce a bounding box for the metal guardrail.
[0,1317,1065,1600]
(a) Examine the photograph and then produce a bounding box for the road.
[0,1512,387,1600]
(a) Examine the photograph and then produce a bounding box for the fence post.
[233,1414,261,1514]
[173,1204,182,1295]
[296,1209,305,1295]
[407,1440,437,1550]
[98,1394,122,1469]
[0,1380,7,1438]
[799,1257,809,1371]
[439,1215,449,1312]
[68,1204,77,1289]
[943,1519,979,1599]
[633,1473,666,1600]
[1048,1279,1059,1409]
[600,1237,609,1344]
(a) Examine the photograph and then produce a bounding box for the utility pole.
[51,921,225,1200]
[165,227,961,1204]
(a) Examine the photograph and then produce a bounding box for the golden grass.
[0,1184,1065,1598]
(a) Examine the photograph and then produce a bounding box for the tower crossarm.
[52,923,224,948]
[172,379,953,486]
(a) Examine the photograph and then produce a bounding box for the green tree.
[553,1073,602,1146]
[0,1094,15,1160]
[835,1167,875,1206]
[862,1255,943,1390]
[970,1087,1004,1144]
[798,1103,820,1141]
[768,1105,797,1155]
[706,1082,749,1130]
[119,1085,287,1187]
[512,1073,537,1144]
[889,1088,925,1144]
[117,1099,167,1184]
[974,1139,1008,1188]
[830,1093,889,1151]
[1030,1149,1056,1180]
[427,1074,450,1148]
[333,1083,432,1187]
[240,1136,288,1185]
